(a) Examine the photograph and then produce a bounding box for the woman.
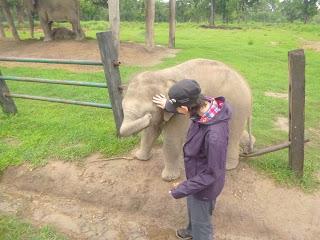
[152,79,231,240]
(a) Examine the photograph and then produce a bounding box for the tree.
[145,0,155,49]
[302,0,318,23]
[168,0,176,48]
[279,0,318,23]
[108,0,120,54]
[209,0,216,26]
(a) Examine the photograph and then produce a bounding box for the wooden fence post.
[0,71,17,114]
[96,31,123,136]
[168,0,176,48]
[288,49,305,177]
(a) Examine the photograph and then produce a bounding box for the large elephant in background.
[23,0,85,41]
[120,59,253,181]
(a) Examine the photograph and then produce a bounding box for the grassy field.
[0,215,67,240]
[1,21,319,192]
[0,21,319,239]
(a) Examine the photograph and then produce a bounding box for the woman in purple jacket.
[152,79,232,240]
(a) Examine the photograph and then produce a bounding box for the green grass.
[1,21,319,191]
[0,215,67,240]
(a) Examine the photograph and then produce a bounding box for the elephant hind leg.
[71,18,84,41]
[226,137,241,170]
[226,112,248,170]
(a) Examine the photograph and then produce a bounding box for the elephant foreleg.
[39,15,52,41]
[135,124,161,161]
[162,115,189,181]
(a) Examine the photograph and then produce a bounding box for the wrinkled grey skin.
[23,0,84,41]
[120,59,253,181]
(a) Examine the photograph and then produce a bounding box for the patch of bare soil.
[302,40,320,52]
[0,149,319,240]
[274,117,289,132]
[264,91,288,100]
[0,39,178,72]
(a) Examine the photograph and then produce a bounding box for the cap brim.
[165,101,178,113]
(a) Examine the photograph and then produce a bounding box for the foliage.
[280,0,318,23]
[80,0,107,20]
[1,0,320,24]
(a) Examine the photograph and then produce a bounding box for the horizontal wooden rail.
[0,76,107,88]
[240,139,310,158]
[5,93,111,109]
[0,57,103,66]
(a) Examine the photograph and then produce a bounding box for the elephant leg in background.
[71,18,84,41]
[39,15,52,41]
[28,13,34,38]
[226,113,247,170]
[135,124,161,161]
[162,114,189,181]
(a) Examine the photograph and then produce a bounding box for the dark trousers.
[186,195,215,240]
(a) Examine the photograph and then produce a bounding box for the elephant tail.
[247,115,254,153]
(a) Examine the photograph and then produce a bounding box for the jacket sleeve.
[171,131,227,199]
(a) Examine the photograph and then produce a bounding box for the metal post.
[0,71,17,114]
[96,31,123,136]
[288,49,305,177]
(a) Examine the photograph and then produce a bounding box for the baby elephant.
[120,59,253,181]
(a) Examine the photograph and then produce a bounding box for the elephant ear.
[163,111,174,122]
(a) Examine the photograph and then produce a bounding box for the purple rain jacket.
[171,97,232,201]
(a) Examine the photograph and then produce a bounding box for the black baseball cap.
[165,79,201,113]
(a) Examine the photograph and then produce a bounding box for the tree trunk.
[168,0,175,48]
[145,0,155,49]
[0,19,6,39]
[209,0,215,27]
[0,0,20,41]
[108,0,120,54]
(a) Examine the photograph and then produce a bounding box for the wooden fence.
[0,31,124,136]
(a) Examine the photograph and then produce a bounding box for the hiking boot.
[176,228,192,239]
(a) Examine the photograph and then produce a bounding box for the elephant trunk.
[120,113,152,137]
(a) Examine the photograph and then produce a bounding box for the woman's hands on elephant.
[152,94,167,109]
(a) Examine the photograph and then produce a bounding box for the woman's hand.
[152,94,167,109]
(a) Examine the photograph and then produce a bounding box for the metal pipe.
[0,76,107,88]
[240,139,310,158]
[5,93,112,109]
[0,57,103,66]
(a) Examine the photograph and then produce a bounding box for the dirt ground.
[0,148,319,240]
[0,39,178,71]
[302,41,320,53]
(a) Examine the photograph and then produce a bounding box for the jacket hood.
[192,97,232,126]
